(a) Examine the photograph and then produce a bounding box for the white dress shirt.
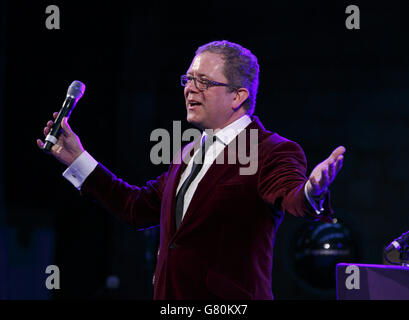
[63,150,98,190]
[176,114,252,219]
[63,114,324,218]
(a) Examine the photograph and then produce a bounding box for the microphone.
[43,80,86,152]
[385,230,409,253]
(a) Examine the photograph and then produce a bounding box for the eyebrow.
[187,72,209,78]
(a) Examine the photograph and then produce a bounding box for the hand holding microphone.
[37,81,86,166]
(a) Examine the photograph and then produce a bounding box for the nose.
[184,78,199,96]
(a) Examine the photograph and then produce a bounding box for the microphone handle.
[385,231,409,253]
[385,240,401,253]
[43,97,75,152]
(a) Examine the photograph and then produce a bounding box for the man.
[37,40,345,299]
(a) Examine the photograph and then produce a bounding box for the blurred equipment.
[336,263,409,300]
[384,230,409,267]
[92,275,120,299]
[293,221,357,291]
[105,275,120,290]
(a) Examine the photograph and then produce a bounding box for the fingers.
[308,146,346,198]
[334,155,344,174]
[61,117,72,137]
[43,112,59,137]
[323,155,343,185]
[310,159,333,193]
[327,158,337,179]
[329,146,346,161]
[43,120,53,136]
[320,164,330,189]
[36,138,53,153]
[319,153,344,188]
[38,112,59,151]
[328,146,345,177]
[36,139,44,149]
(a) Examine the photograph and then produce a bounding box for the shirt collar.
[202,114,252,146]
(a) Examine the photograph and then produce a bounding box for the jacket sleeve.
[80,163,168,230]
[257,140,334,223]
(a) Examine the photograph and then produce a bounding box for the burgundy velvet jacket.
[80,116,333,300]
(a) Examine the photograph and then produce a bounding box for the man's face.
[184,52,237,130]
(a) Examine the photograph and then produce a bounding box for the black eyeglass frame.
[180,75,239,91]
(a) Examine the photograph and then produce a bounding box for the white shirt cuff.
[304,181,325,215]
[62,151,98,190]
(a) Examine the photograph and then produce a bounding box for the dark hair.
[195,40,259,115]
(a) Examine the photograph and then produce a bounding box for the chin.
[186,111,203,128]
[186,117,203,130]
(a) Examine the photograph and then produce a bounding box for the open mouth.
[188,101,202,109]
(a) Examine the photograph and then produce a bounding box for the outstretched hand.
[306,146,345,198]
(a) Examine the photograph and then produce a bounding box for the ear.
[231,88,249,111]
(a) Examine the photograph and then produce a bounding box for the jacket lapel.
[164,138,201,236]
[168,116,264,239]
[174,145,234,232]
[170,118,261,239]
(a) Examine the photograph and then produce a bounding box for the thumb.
[61,117,72,137]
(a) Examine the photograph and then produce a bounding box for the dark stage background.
[1,0,409,299]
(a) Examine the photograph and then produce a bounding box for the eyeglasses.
[180,75,238,92]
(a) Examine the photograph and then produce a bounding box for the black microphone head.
[67,80,86,100]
